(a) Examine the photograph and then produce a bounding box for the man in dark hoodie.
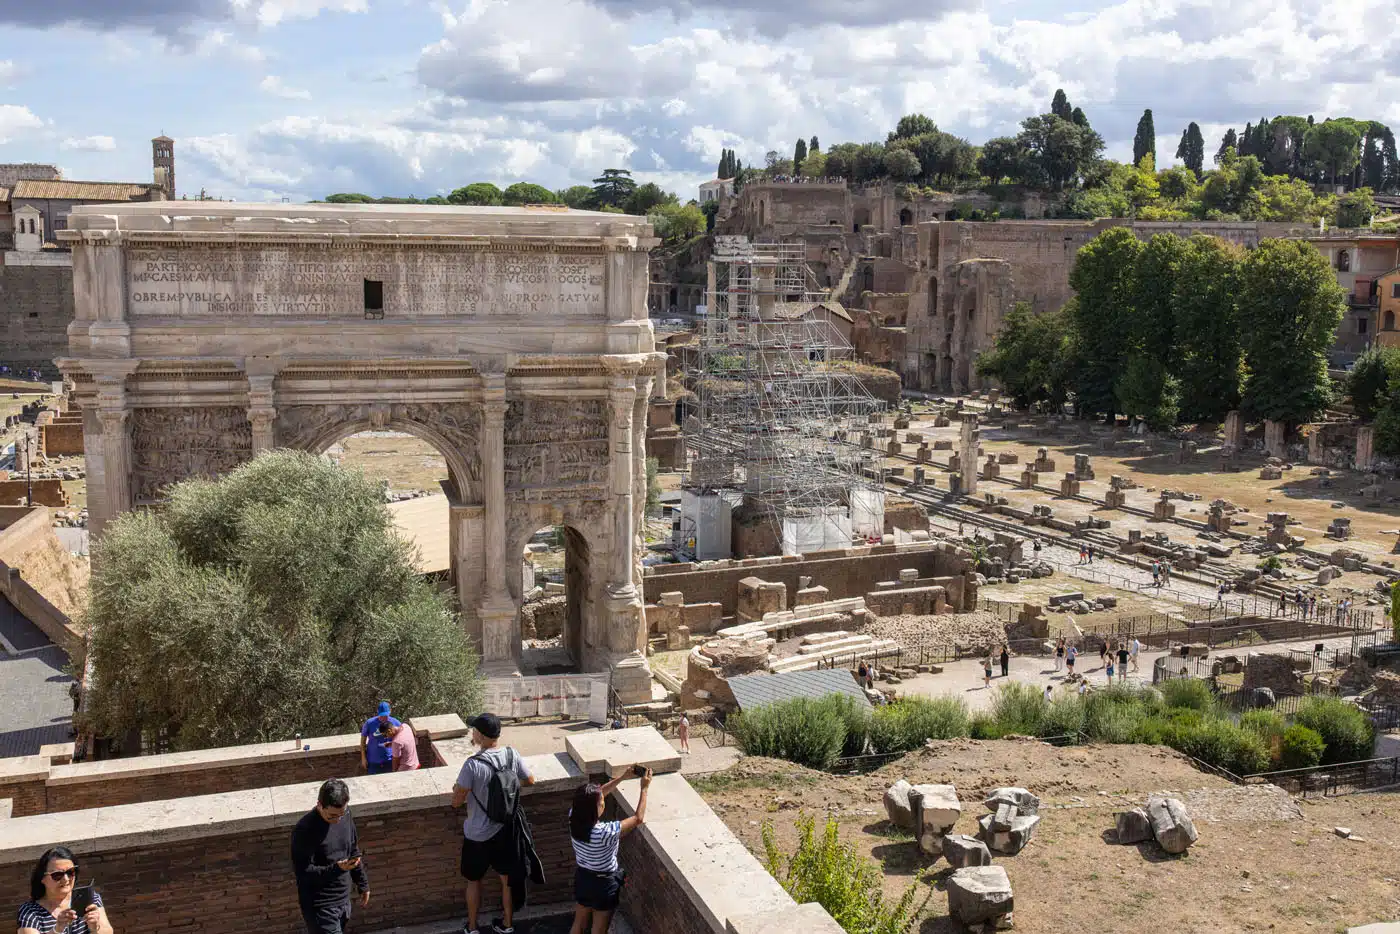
[291,778,371,934]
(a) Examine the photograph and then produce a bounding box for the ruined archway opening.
[322,429,452,592]
[518,523,593,675]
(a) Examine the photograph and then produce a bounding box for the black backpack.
[472,747,521,823]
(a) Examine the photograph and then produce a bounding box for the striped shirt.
[571,819,622,872]
[17,893,103,933]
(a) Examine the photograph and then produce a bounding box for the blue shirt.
[361,716,401,765]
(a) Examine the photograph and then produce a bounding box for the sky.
[1,0,1398,203]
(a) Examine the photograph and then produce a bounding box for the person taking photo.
[17,846,113,934]
[568,767,652,934]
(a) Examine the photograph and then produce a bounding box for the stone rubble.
[946,865,1015,928]
[1145,794,1199,854]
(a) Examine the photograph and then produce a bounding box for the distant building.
[1374,266,1400,348]
[698,178,734,205]
[0,137,173,378]
[1299,230,1400,362]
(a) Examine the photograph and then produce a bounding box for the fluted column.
[608,374,637,593]
[246,360,280,454]
[97,405,131,515]
[478,379,516,663]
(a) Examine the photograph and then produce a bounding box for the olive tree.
[83,450,482,750]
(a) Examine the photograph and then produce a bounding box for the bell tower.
[152,135,175,199]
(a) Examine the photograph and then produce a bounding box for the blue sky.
[2,0,1396,203]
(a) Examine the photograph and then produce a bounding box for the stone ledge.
[38,743,76,766]
[728,903,846,934]
[566,727,681,777]
[45,732,362,786]
[408,714,469,740]
[0,755,49,782]
[615,775,798,933]
[0,799,11,820]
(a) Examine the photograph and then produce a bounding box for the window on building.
[363,279,384,319]
[1359,317,1369,335]
[1392,283,1400,299]
[1386,310,1396,331]
[1337,250,1351,272]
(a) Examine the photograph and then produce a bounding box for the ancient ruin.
[56,202,665,700]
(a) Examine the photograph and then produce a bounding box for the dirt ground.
[329,431,449,492]
[693,741,1400,934]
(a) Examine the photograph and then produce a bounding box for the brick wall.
[0,478,66,507]
[0,789,578,933]
[0,775,46,817]
[644,547,967,616]
[0,263,72,378]
[45,750,366,813]
[40,420,84,456]
[619,830,718,934]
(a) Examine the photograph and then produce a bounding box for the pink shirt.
[391,728,420,771]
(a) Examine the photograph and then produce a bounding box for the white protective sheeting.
[782,509,853,556]
[850,489,886,539]
[681,490,738,560]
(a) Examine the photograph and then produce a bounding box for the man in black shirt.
[291,779,371,934]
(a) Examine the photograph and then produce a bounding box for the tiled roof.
[12,179,153,201]
[0,188,9,203]
[728,668,871,712]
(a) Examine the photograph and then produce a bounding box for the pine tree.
[1070,107,1089,128]
[794,139,808,176]
[809,136,820,154]
[1239,122,1254,157]
[1176,122,1205,177]
[1051,89,1072,120]
[1133,109,1156,168]
[1216,128,1238,164]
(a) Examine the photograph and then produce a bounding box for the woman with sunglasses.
[568,768,652,934]
[17,846,113,934]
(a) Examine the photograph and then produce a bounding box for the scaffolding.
[679,236,886,558]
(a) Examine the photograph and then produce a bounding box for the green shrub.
[1167,718,1271,776]
[1239,709,1287,765]
[1159,678,1216,712]
[1292,697,1375,765]
[1132,715,1173,745]
[830,694,872,758]
[1086,701,1145,743]
[989,681,1046,735]
[871,696,970,753]
[1040,694,1086,737]
[969,712,1007,739]
[729,696,850,769]
[1279,724,1325,770]
[762,814,922,934]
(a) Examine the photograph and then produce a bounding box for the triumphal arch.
[57,202,665,701]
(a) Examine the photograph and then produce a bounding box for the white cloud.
[260,75,312,99]
[0,60,20,87]
[194,28,266,63]
[237,0,369,28]
[61,135,118,152]
[0,105,44,144]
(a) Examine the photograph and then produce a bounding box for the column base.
[479,593,519,665]
[605,650,653,706]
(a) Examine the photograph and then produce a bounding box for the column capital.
[97,408,129,434]
[600,354,646,379]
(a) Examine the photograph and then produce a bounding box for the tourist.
[359,701,400,775]
[1044,685,1054,703]
[983,654,993,688]
[1098,639,1108,669]
[677,713,690,755]
[1077,678,1088,696]
[1105,656,1115,682]
[17,845,113,934]
[452,713,538,934]
[1079,546,1087,564]
[1151,564,1160,587]
[291,779,370,934]
[1087,545,1094,564]
[1065,643,1077,677]
[1054,638,1065,672]
[389,722,420,772]
[1116,642,1130,681]
[1033,539,1042,558]
[857,660,869,686]
[999,644,1010,678]
[568,767,652,934]
[1130,637,1141,673]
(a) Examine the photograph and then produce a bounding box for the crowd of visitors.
[18,701,655,934]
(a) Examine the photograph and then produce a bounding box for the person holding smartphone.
[17,845,113,934]
[291,779,370,934]
[567,765,652,934]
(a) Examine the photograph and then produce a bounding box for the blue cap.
[376,701,392,717]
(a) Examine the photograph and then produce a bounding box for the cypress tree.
[809,136,820,154]
[1133,109,1156,167]
[1176,122,1205,177]
[1051,89,1072,120]
[794,139,808,175]
[1071,107,1089,128]
[1217,128,1238,164]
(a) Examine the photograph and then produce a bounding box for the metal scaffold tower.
[679,236,886,559]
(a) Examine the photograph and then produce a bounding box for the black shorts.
[460,829,513,882]
[574,866,624,911]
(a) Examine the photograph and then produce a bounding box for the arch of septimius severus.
[57,202,665,702]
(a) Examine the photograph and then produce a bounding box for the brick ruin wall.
[40,419,84,456]
[643,545,969,616]
[0,263,72,379]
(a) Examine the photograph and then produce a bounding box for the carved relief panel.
[275,402,481,489]
[130,406,253,503]
[504,398,610,501]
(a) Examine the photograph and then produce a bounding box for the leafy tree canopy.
[448,182,503,206]
[501,182,558,205]
[82,451,483,750]
[591,168,637,208]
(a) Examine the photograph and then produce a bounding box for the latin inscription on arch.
[126,245,606,318]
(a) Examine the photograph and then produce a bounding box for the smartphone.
[632,764,647,777]
[70,882,96,917]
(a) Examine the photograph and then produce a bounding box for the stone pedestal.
[981,457,1000,480]
[1357,426,1375,471]
[959,415,980,496]
[1264,419,1286,458]
[1019,469,1038,489]
[1032,447,1056,473]
[1059,472,1080,497]
[1153,494,1175,521]
[1073,453,1094,480]
[1222,409,1244,453]
[1104,489,1126,509]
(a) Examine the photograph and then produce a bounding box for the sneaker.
[491,923,514,934]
